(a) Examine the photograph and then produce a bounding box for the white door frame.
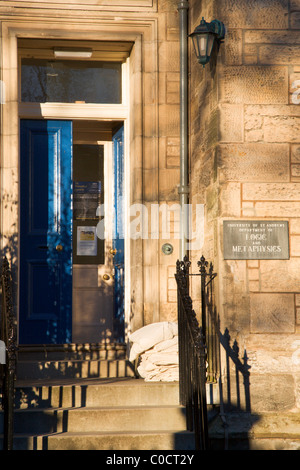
[0,18,160,342]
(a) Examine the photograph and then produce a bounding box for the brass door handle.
[109,248,117,256]
[56,244,63,252]
[103,274,110,281]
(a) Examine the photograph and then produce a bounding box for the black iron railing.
[1,256,17,450]
[197,256,220,384]
[175,255,220,450]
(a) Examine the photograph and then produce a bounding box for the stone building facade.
[189,0,300,413]
[0,0,299,414]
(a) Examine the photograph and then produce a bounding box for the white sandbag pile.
[129,321,179,382]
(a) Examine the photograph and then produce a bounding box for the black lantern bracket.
[189,17,225,67]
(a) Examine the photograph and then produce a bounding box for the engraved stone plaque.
[223,220,289,260]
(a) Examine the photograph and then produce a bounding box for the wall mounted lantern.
[189,17,225,67]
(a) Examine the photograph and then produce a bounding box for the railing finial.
[197,255,208,275]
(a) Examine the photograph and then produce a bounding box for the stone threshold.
[17,342,128,361]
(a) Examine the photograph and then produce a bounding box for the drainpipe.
[178,0,189,260]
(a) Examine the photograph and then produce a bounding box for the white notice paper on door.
[77,226,97,256]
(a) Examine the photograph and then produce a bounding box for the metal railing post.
[175,255,220,450]
[1,256,17,451]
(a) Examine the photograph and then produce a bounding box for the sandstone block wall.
[189,0,300,411]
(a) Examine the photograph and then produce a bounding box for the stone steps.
[7,405,188,434]
[0,376,197,450]
[8,430,196,451]
[16,359,135,381]
[14,378,183,409]
[2,370,298,450]
[9,344,299,450]
[15,343,136,381]
[0,344,200,450]
[17,343,127,361]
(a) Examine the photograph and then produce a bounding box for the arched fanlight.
[189,17,225,67]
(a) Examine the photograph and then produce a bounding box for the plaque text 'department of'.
[223,220,289,260]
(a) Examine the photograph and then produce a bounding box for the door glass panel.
[21,59,122,103]
[73,144,104,265]
[29,130,49,232]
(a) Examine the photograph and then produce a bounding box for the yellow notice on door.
[77,226,97,256]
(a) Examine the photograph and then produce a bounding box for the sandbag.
[129,321,179,382]
[129,321,178,361]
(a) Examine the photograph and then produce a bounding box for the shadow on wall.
[208,328,261,450]
[173,327,261,451]
[220,328,251,412]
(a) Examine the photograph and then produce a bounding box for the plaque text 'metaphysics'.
[223,221,289,260]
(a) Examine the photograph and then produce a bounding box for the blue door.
[113,126,125,342]
[20,120,73,344]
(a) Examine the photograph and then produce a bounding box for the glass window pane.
[72,144,105,265]
[21,59,122,104]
